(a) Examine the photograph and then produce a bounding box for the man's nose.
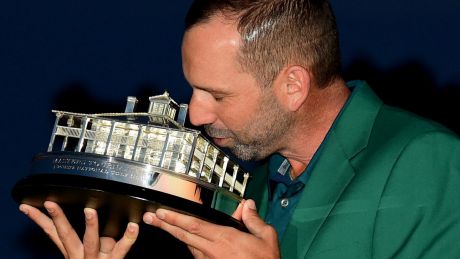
[188,93,216,126]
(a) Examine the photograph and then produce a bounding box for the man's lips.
[211,137,230,146]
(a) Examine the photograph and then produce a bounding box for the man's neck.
[280,79,350,179]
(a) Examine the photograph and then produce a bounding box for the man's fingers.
[231,199,246,220]
[143,211,212,252]
[22,203,138,258]
[188,245,207,259]
[242,199,277,242]
[43,201,83,258]
[83,208,100,258]
[19,204,68,257]
[99,237,116,254]
[111,222,139,259]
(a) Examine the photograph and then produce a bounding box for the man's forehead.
[183,15,241,49]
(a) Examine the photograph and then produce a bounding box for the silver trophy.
[12,92,249,236]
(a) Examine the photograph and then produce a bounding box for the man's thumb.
[242,199,267,237]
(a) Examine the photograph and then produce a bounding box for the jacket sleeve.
[372,130,460,258]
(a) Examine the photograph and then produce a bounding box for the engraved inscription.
[52,157,153,184]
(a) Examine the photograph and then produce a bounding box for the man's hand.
[19,201,139,259]
[143,199,279,259]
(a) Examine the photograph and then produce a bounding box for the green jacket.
[242,81,460,258]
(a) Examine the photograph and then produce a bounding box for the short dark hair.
[185,0,341,88]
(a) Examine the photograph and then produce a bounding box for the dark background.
[1,1,459,258]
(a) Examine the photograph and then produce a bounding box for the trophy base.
[12,174,246,237]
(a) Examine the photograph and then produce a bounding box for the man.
[20,0,460,258]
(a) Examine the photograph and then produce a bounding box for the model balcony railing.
[46,93,249,198]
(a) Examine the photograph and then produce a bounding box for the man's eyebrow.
[192,85,229,95]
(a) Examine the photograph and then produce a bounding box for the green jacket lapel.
[280,133,356,258]
[280,82,383,258]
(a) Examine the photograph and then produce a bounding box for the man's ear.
[275,65,311,112]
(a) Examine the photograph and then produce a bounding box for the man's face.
[182,16,293,161]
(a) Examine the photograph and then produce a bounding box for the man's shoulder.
[368,103,459,149]
[358,103,460,194]
[346,81,457,142]
[346,102,460,190]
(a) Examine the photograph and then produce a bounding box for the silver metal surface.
[44,91,250,205]
[30,152,234,205]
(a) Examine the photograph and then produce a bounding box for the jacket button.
[280,198,289,207]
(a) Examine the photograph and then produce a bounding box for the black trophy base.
[12,174,246,238]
